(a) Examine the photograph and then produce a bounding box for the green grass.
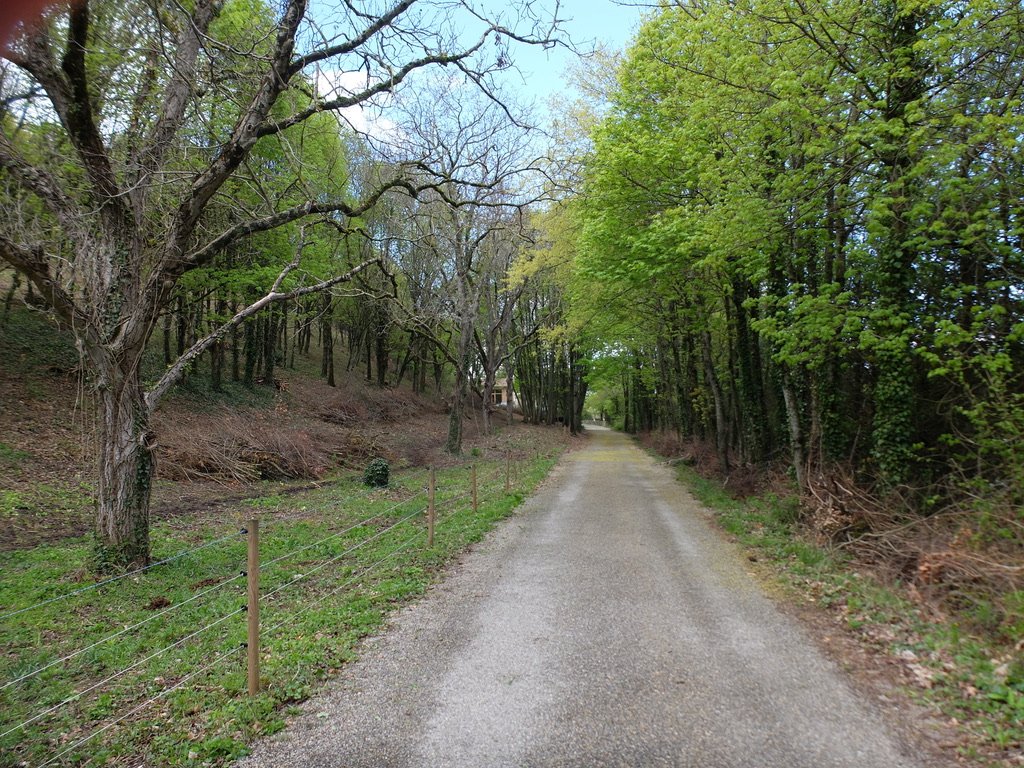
[673,463,1024,764]
[0,482,94,531]
[0,453,559,767]
[0,489,23,517]
[0,444,31,465]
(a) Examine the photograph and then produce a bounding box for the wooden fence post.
[428,467,436,548]
[246,518,260,696]
[471,464,478,514]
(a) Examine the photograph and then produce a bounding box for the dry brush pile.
[639,430,1023,637]
[805,469,1024,633]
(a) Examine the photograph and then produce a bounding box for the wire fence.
[0,455,535,767]
[0,531,243,622]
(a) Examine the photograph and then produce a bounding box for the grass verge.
[0,451,559,767]
[675,464,1024,767]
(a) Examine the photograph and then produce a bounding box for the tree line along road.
[237,426,939,768]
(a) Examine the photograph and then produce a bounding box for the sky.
[500,0,646,106]
[310,0,651,136]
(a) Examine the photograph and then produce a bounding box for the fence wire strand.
[0,467,434,624]
[436,487,474,512]
[437,475,514,524]
[262,527,424,641]
[0,607,244,741]
[316,465,431,513]
[261,486,428,571]
[0,532,243,622]
[260,507,425,604]
[37,644,241,768]
[1,571,246,692]
[3,459,525,764]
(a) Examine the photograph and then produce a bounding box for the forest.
[0,0,1021,609]
[570,0,1024,611]
[2,0,1024,763]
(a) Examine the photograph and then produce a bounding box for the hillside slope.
[0,304,566,550]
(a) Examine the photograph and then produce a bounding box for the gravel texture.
[236,426,924,768]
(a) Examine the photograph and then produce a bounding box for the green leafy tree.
[574,0,1024,502]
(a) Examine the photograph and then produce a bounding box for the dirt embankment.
[0,344,571,551]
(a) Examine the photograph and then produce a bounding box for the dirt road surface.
[237,426,927,768]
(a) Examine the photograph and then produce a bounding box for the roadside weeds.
[671,464,1024,768]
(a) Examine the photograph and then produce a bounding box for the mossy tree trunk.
[93,351,155,568]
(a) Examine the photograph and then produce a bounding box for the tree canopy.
[574,0,1024,507]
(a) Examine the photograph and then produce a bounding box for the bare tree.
[0,0,562,566]
[384,80,547,454]
[473,217,532,434]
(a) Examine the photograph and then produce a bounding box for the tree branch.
[129,0,219,206]
[59,1,131,229]
[259,43,488,139]
[179,173,423,271]
[0,235,91,335]
[286,0,416,75]
[168,0,308,256]
[0,133,83,238]
[145,253,381,410]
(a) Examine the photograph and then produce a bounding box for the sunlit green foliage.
[575,0,1024,503]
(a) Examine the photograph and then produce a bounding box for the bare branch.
[129,0,219,204]
[0,235,90,335]
[179,174,422,271]
[145,253,381,410]
[0,133,83,239]
[286,0,416,75]
[259,42,488,138]
[168,0,308,253]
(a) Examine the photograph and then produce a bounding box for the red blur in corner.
[2,0,71,53]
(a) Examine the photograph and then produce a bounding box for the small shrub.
[363,458,390,487]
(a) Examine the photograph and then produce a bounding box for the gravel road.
[237,426,925,768]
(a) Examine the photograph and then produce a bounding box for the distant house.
[491,378,517,409]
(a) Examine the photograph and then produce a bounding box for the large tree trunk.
[868,8,927,486]
[481,368,496,435]
[162,310,172,366]
[781,370,806,491]
[262,308,277,384]
[567,345,578,435]
[94,357,154,569]
[396,331,415,388]
[375,320,389,387]
[231,301,241,382]
[505,364,515,426]
[321,294,335,387]
[446,318,474,455]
